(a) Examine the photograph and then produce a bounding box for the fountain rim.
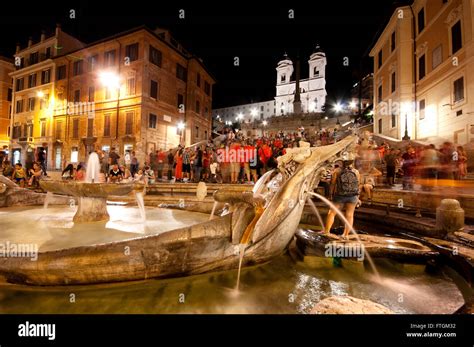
[39,180,141,198]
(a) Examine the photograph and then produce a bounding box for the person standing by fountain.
[99,149,109,180]
[324,159,360,239]
[109,148,120,167]
[167,149,174,181]
[130,151,139,178]
[37,146,47,177]
[174,148,183,182]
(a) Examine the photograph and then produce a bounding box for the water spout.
[134,191,146,223]
[308,191,380,280]
[307,198,325,231]
[209,201,218,220]
[235,243,246,291]
[85,152,101,183]
[43,191,53,210]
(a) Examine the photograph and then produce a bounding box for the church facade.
[212,47,327,125]
[275,48,327,115]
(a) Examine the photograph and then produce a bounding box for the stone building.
[370,0,474,145]
[9,25,214,170]
[0,56,13,151]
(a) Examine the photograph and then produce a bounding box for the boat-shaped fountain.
[0,136,446,286]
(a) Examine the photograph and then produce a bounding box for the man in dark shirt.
[167,150,174,181]
[37,147,47,176]
[193,147,203,182]
[109,148,120,166]
[384,149,397,186]
[402,147,417,190]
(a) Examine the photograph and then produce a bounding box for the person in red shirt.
[258,141,272,174]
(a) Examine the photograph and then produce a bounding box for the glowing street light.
[236,113,244,121]
[250,108,258,117]
[99,71,120,89]
[99,71,121,141]
[37,91,45,98]
[334,103,343,113]
[177,122,185,131]
[262,120,268,126]
[349,101,357,109]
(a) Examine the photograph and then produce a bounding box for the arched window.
[281,74,286,82]
[314,67,319,76]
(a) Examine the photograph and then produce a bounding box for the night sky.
[0,1,409,109]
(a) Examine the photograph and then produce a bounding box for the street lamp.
[99,71,120,143]
[402,113,410,140]
[401,102,411,140]
[99,71,120,90]
[262,120,267,137]
[334,103,343,113]
[250,108,258,118]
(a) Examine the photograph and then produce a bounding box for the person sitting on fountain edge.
[324,158,360,239]
[109,164,123,183]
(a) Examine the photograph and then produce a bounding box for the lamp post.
[402,112,410,140]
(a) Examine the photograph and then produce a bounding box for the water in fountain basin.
[43,191,53,210]
[308,191,381,281]
[85,152,101,183]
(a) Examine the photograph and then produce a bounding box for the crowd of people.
[354,140,469,191]
[0,125,470,194]
[0,125,471,241]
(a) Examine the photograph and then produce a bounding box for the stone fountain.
[40,152,135,222]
